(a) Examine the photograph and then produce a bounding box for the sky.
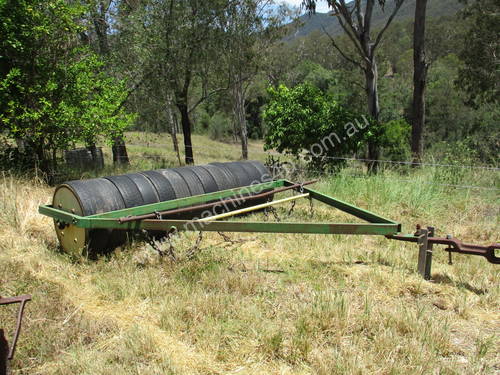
[279,0,331,13]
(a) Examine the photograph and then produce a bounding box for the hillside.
[287,0,463,40]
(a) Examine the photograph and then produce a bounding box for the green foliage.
[208,112,233,141]
[263,83,371,169]
[0,0,134,171]
[292,61,339,93]
[457,0,500,105]
[426,54,473,143]
[378,119,411,161]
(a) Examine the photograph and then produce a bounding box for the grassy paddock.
[0,135,499,374]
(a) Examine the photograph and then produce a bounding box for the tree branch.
[112,70,152,115]
[355,0,364,30]
[373,0,405,51]
[364,0,375,35]
[336,1,360,37]
[335,15,370,63]
[188,86,229,114]
[322,25,364,70]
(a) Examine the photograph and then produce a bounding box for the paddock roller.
[52,161,272,255]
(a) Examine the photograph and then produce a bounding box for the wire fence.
[265,155,500,192]
[342,174,500,191]
[58,148,500,192]
[268,167,500,191]
[265,152,500,171]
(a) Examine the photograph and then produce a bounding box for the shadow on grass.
[432,273,488,295]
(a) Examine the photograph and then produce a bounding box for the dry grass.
[0,136,499,374]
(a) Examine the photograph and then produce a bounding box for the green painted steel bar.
[284,180,399,226]
[64,216,399,235]
[37,206,399,235]
[39,204,81,224]
[87,179,285,219]
[142,220,399,235]
[38,202,401,237]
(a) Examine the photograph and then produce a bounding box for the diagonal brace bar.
[284,180,399,226]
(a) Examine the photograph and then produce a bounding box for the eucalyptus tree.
[220,0,287,159]
[411,0,428,163]
[133,0,232,165]
[302,0,405,169]
[83,0,131,164]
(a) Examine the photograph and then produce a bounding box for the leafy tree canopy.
[263,83,371,169]
[0,0,134,169]
[457,0,499,105]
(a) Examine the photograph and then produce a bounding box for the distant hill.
[287,0,463,40]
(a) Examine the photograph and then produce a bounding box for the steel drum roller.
[52,161,272,255]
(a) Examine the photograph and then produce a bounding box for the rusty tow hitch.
[0,295,31,375]
[387,225,499,280]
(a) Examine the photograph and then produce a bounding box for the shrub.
[0,0,134,172]
[378,119,412,162]
[263,83,372,170]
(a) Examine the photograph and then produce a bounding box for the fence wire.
[266,152,500,171]
[268,163,499,192]
[59,148,499,192]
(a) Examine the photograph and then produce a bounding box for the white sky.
[279,0,331,13]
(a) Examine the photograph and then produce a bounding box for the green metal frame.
[38,179,402,236]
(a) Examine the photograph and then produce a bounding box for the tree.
[0,0,134,172]
[410,0,428,163]
[220,0,286,160]
[457,0,499,105]
[302,0,405,170]
[85,0,131,165]
[222,0,265,160]
[263,83,371,170]
[132,0,232,165]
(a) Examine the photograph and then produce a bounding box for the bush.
[0,145,38,173]
[263,83,372,170]
[378,119,411,162]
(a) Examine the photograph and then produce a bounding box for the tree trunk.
[112,137,130,165]
[15,138,25,153]
[233,79,248,160]
[411,0,428,164]
[32,140,48,172]
[166,97,182,166]
[91,1,131,166]
[364,61,380,172]
[176,102,194,165]
[92,1,110,56]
